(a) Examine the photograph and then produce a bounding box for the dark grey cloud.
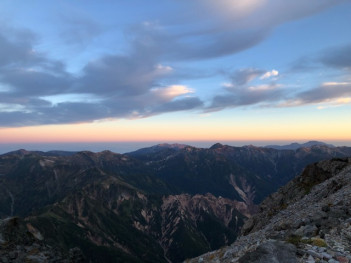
[208,81,351,111]
[0,102,110,127]
[161,0,345,61]
[292,82,351,105]
[230,68,265,86]
[289,56,318,73]
[80,54,159,96]
[206,66,283,111]
[0,28,37,68]
[1,68,71,96]
[126,22,270,62]
[151,97,204,115]
[171,29,269,61]
[0,25,203,127]
[0,112,39,127]
[208,83,285,111]
[290,43,351,72]
[320,44,351,70]
[129,1,344,63]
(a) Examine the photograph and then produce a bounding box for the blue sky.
[0,0,350,150]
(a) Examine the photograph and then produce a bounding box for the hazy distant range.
[1,140,351,154]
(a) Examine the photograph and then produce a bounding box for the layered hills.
[0,142,351,262]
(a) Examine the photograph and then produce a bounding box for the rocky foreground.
[0,217,84,263]
[186,158,351,263]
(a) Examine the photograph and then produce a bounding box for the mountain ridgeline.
[0,142,351,262]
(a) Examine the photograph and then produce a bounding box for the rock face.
[186,158,351,263]
[238,241,297,263]
[0,217,84,263]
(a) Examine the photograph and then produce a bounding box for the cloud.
[320,44,351,70]
[0,25,204,127]
[230,68,265,86]
[279,82,351,107]
[150,97,204,115]
[289,56,318,72]
[208,68,282,111]
[260,69,279,79]
[163,0,344,61]
[208,83,284,111]
[0,1,348,127]
[151,85,193,100]
[207,61,351,111]
[0,27,36,68]
[1,68,71,97]
[223,68,279,90]
[293,82,351,105]
[200,0,266,19]
[209,80,351,111]
[115,1,344,63]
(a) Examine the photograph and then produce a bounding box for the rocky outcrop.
[186,158,351,263]
[0,217,84,263]
[241,158,351,235]
[238,241,297,263]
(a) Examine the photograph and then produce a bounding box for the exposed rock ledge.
[186,158,351,263]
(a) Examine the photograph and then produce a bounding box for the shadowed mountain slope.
[1,143,351,262]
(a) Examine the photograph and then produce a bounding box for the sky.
[0,0,351,153]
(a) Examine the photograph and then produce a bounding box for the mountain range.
[264,140,335,150]
[0,142,351,262]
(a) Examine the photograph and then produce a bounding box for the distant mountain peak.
[210,143,224,149]
[126,143,189,157]
[157,143,188,149]
[5,149,31,156]
[265,141,334,150]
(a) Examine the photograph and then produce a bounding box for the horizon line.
[1,139,351,155]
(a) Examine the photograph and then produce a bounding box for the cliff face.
[187,158,351,263]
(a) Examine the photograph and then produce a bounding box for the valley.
[0,142,351,262]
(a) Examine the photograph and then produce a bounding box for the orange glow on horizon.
[0,116,350,144]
